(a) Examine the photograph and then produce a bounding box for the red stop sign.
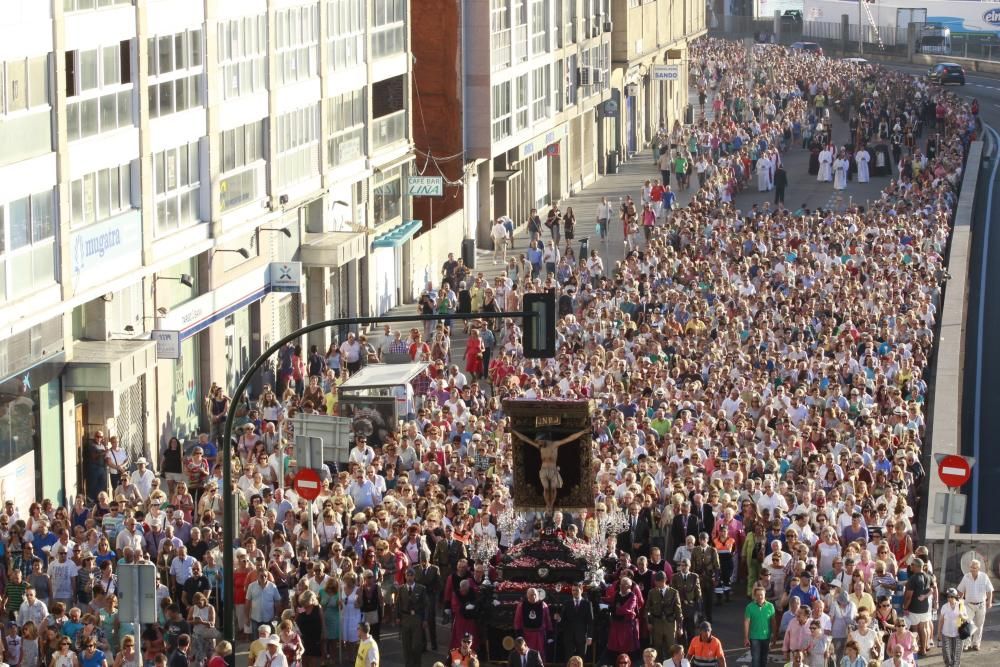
[294,468,322,500]
[937,454,972,488]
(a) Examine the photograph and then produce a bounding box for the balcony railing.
[492,28,512,71]
[372,110,406,150]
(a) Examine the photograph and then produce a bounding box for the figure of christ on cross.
[511,428,589,513]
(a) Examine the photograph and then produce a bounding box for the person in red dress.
[450,578,480,650]
[606,577,641,663]
[514,587,553,656]
[464,329,484,379]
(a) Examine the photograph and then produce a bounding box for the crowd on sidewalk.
[13,36,984,667]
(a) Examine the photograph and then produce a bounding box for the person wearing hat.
[130,457,156,501]
[937,588,965,667]
[396,568,428,667]
[689,621,727,667]
[253,635,288,667]
[449,631,477,667]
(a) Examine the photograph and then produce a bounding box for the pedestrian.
[688,622,726,667]
[956,558,992,650]
[647,571,683,660]
[596,196,614,242]
[744,587,776,667]
[774,165,788,205]
[507,636,543,667]
[937,589,965,667]
[396,568,427,667]
[557,583,594,661]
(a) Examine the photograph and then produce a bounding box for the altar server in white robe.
[757,153,773,191]
[817,145,833,182]
[856,146,871,183]
[833,151,850,190]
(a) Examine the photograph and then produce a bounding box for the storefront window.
[372,166,402,227]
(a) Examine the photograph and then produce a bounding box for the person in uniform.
[413,552,441,651]
[691,533,721,623]
[672,558,703,643]
[396,568,428,667]
[449,633,477,667]
[646,570,684,660]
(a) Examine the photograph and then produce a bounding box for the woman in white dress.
[856,147,871,183]
[339,572,363,646]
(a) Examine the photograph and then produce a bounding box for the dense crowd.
[20,36,987,667]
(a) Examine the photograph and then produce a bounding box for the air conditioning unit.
[593,69,605,84]
[603,21,613,33]
[578,67,591,85]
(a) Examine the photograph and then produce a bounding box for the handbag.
[958,617,974,640]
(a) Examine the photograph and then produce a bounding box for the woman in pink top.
[886,618,916,662]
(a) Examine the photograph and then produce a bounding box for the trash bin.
[579,236,590,259]
[606,151,618,174]
[462,238,476,269]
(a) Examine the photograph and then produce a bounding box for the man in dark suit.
[433,525,467,582]
[671,501,701,559]
[397,567,429,667]
[414,551,441,650]
[555,583,593,661]
[774,164,788,205]
[508,636,544,667]
[618,502,652,558]
[691,493,714,536]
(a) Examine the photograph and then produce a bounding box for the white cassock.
[757,156,772,191]
[833,158,849,190]
[817,149,833,182]
[856,149,871,183]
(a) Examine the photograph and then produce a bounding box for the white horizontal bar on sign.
[942,466,967,476]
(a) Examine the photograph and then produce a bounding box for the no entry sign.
[294,468,322,500]
[937,454,972,488]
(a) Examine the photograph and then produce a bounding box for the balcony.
[372,24,406,60]
[492,28,512,72]
[372,110,406,150]
[514,24,528,63]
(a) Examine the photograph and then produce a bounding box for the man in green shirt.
[744,586,777,667]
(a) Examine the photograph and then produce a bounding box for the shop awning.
[300,232,366,267]
[63,340,157,392]
[371,219,422,249]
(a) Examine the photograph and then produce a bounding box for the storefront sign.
[520,124,569,161]
[545,143,560,157]
[151,330,181,360]
[269,261,302,293]
[652,64,680,81]
[406,176,444,196]
[70,210,142,291]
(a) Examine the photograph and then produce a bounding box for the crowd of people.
[15,36,986,667]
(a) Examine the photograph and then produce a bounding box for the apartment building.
[0,0,417,509]
[412,0,613,246]
[611,0,707,157]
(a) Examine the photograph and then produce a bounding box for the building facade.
[0,0,418,510]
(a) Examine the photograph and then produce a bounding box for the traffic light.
[523,290,556,358]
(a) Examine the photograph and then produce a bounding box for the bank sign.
[71,210,143,291]
[406,176,444,196]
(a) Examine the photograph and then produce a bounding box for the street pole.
[221,309,540,643]
[940,488,954,588]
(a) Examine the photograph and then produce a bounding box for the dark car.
[928,63,966,85]
[790,41,824,56]
[781,10,803,25]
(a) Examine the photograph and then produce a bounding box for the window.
[69,163,132,228]
[492,81,511,143]
[327,0,365,71]
[531,66,549,121]
[565,54,577,107]
[372,0,406,59]
[373,166,402,227]
[219,120,265,213]
[63,0,131,12]
[515,74,528,131]
[65,42,133,140]
[152,142,201,236]
[530,0,547,55]
[218,15,267,99]
[275,4,319,86]
[275,105,319,189]
[147,29,203,119]
[2,56,48,114]
[327,89,365,167]
[491,0,511,71]
[371,75,406,150]
[1,190,57,300]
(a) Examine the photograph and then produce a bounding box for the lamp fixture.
[260,227,293,238]
[213,248,251,260]
[155,273,195,288]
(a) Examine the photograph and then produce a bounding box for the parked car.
[790,41,824,56]
[928,62,966,85]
